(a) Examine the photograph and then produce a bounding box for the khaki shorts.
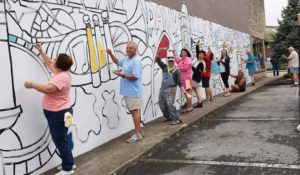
[124,97,142,111]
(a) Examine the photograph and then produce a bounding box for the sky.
[264,0,288,26]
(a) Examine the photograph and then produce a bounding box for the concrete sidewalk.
[44,74,281,175]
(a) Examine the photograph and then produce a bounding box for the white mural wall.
[0,0,250,174]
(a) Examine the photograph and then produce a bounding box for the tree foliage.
[271,0,300,59]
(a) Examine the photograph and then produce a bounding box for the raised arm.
[35,43,53,68]
[196,40,200,55]
[155,49,167,69]
[156,57,167,70]
[106,49,118,64]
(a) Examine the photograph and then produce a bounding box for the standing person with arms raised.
[173,49,193,114]
[191,49,206,108]
[246,50,257,86]
[24,43,75,175]
[282,47,299,86]
[218,49,231,96]
[106,42,143,143]
[155,50,188,125]
[196,40,214,102]
[205,50,215,101]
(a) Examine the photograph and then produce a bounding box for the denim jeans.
[43,108,74,171]
[159,87,180,120]
[272,62,279,76]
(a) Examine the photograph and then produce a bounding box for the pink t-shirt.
[175,57,192,81]
[42,71,71,112]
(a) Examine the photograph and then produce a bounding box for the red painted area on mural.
[157,35,169,58]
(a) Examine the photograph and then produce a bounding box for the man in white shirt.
[282,47,299,85]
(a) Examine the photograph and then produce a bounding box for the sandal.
[170,119,182,125]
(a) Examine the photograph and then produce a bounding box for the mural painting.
[0,0,250,174]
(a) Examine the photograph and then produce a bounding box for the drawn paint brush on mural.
[101,11,118,80]
[83,15,101,87]
[92,16,105,63]
[93,14,110,83]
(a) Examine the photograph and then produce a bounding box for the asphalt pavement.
[122,78,300,175]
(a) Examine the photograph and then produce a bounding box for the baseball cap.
[167,51,175,61]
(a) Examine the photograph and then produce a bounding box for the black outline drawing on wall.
[0,0,251,174]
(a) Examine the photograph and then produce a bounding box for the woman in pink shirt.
[24,44,75,175]
[174,49,193,114]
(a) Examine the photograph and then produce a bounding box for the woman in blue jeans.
[24,43,75,175]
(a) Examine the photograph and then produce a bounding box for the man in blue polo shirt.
[107,42,143,143]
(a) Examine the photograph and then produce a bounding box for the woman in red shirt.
[196,41,214,102]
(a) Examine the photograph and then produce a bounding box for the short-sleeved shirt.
[118,55,142,97]
[42,71,72,112]
[211,60,220,76]
[202,56,211,78]
[246,54,256,71]
[287,51,299,68]
[175,57,192,81]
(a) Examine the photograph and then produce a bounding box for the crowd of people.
[23,40,299,175]
[151,40,258,129]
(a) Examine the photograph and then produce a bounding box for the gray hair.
[288,47,294,51]
[128,41,138,50]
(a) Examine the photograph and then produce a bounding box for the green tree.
[271,0,300,60]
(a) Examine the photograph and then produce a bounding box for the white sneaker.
[126,133,143,143]
[131,130,145,137]
[57,164,76,171]
[54,170,74,175]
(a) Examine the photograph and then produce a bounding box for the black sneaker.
[194,102,203,108]
[251,83,255,86]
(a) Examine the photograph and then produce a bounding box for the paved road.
[122,80,300,175]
